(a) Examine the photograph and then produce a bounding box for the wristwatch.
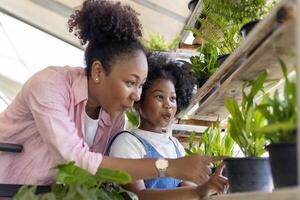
[155,158,169,177]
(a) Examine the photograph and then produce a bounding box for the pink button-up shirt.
[0,66,125,185]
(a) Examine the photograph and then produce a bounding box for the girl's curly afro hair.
[68,0,146,75]
[142,52,196,114]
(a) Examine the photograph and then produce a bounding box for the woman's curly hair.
[141,52,196,114]
[68,0,145,75]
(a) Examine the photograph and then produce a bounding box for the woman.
[0,0,222,186]
[108,53,228,199]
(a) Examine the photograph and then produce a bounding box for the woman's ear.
[91,60,105,83]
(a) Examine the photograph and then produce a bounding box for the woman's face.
[89,51,148,118]
[138,79,177,133]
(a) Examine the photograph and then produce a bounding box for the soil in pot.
[266,142,297,188]
[224,157,273,193]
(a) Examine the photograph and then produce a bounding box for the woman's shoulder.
[32,66,85,82]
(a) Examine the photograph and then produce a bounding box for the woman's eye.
[139,83,144,89]
[125,81,135,87]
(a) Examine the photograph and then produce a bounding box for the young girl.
[108,53,228,199]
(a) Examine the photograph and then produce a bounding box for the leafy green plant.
[202,0,278,26]
[190,43,219,80]
[185,121,236,165]
[13,161,136,200]
[192,12,240,55]
[125,109,139,128]
[143,32,180,51]
[191,0,278,54]
[257,58,297,143]
[225,72,268,157]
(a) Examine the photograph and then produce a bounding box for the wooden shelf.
[178,0,297,121]
[208,187,299,200]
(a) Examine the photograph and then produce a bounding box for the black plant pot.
[188,0,199,12]
[197,77,208,88]
[224,157,273,193]
[240,20,260,38]
[266,142,298,188]
[211,166,227,177]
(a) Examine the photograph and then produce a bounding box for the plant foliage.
[257,58,297,143]
[225,72,268,157]
[143,32,180,51]
[13,161,136,200]
[185,121,236,166]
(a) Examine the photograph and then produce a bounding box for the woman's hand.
[167,154,225,185]
[196,163,229,198]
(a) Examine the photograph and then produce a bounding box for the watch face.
[157,159,168,169]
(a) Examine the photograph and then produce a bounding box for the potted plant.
[185,121,235,167]
[200,0,278,38]
[257,58,297,188]
[13,162,136,200]
[185,120,236,176]
[185,121,235,157]
[224,72,273,193]
[190,43,219,89]
[143,32,180,52]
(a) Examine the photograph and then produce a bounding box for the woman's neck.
[86,100,101,120]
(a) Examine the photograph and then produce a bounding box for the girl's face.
[89,51,148,118]
[138,79,177,133]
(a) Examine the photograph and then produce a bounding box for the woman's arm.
[101,155,223,185]
[117,164,228,200]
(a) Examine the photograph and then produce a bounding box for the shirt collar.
[99,108,113,126]
[72,69,88,105]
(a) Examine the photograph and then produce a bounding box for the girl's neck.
[139,122,162,133]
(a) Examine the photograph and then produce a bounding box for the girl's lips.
[161,113,172,121]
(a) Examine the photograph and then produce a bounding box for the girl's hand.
[168,154,225,185]
[196,163,229,198]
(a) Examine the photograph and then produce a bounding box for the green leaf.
[96,168,132,185]
[55,161,98,187]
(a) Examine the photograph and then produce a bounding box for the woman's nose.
[130,88,141,102]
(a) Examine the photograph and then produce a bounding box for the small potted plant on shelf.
[224,71,273,193]
[185,121,235,157]
[185,120,236,176]
[189,43,219,88]
[13,161,136,199]
[257,58,297,189]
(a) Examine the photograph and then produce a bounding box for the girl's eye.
[125,81,135,87]
[156,95,164,101]
[170,96,177,102]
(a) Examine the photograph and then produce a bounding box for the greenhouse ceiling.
[0,0,192,49]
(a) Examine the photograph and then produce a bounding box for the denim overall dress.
[106,131,183,189]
